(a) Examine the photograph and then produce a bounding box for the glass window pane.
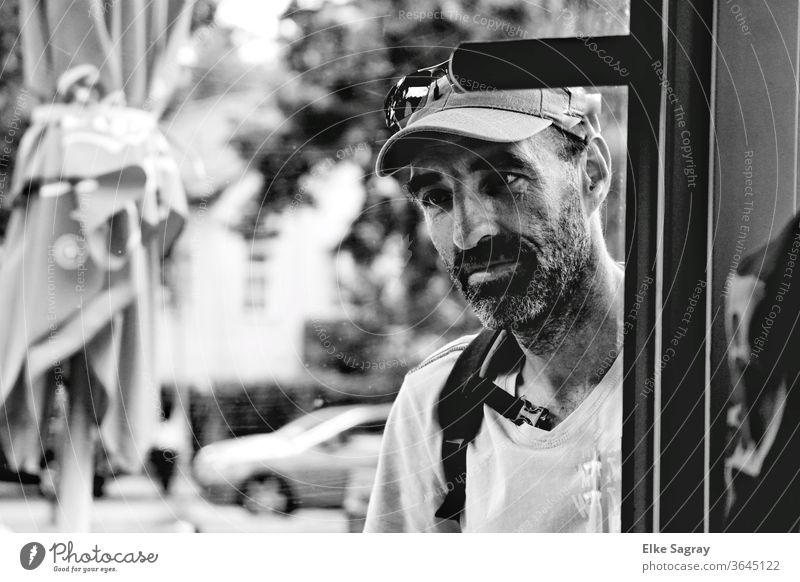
[712,0,800,532]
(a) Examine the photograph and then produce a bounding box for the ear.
[580,134,612,216]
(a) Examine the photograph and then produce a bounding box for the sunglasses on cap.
[383,60,450,134]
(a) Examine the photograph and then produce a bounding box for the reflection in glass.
[724,212,800,532]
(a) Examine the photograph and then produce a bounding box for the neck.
[512,252,623,398]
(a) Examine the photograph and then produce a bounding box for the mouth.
[463,260,518,285]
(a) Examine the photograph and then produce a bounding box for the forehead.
[406,132,554,177]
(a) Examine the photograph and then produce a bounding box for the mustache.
[452,235,538,279]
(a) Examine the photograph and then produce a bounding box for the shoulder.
[408,333,478,375]
[388,333,479,425]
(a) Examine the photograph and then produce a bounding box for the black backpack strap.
[435,328,534,522]
[435,328,500,521]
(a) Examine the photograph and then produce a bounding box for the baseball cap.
[376,72,602,177]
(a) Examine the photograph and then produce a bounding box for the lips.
[463,259,516,276]
[452,236,539,293]
[459,259,519,285]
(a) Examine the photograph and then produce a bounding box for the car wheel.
[241,476,294,515]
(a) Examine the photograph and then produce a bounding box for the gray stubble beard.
[452,194,595,353]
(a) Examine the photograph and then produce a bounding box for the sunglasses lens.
[385,66,447,132]
[397,83,429,117]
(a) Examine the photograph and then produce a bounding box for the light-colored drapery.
[0,0,193,475]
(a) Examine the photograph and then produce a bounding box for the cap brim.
[376,108,552,177]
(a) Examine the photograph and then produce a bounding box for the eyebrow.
[404,172,443,198]
[468,150,532,173]
[404,148,535,197]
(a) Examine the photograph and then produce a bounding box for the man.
[364,63,624,533]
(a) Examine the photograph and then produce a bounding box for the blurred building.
[159,162,366,392]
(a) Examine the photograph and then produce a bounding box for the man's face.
[405,131,595,330]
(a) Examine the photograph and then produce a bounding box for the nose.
[452,189,498,250]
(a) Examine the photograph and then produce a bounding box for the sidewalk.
[0,470,347,533]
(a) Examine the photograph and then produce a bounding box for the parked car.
[192,403,391,514]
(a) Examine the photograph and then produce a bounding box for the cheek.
[531,179,582,231]
[425,213,456,265]
[502,184,554,238]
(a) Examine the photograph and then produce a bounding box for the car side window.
[339,420,387,443]
[350,421,387,436]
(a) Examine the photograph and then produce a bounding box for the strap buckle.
[512,398,552,429]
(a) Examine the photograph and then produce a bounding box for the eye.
[419,188,452,210]
[500,172,521,186]
[483,171,525,193]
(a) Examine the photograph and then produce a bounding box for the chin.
[468,293,546,330]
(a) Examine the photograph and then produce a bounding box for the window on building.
[244,250,268,311]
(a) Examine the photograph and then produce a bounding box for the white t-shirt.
[364,336,622,533]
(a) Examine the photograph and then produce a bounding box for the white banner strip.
[1,533,798,580]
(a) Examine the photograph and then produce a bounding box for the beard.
[445,193,594,333]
